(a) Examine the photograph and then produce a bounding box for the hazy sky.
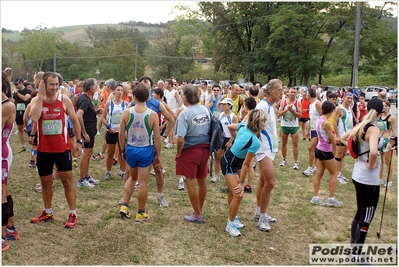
[1,1,395,32]
[1,1,199,31]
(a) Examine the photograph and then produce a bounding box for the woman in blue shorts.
[221,109,267,237]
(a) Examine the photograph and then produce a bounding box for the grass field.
[2,121,397,265]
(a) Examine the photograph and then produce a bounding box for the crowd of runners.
[2,68,397,251]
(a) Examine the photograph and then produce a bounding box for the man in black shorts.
[13,77,31,153]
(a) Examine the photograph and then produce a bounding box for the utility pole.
[53,51,56,72]
[134,44,138,81]
[352,2,362,87]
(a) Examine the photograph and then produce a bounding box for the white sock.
[45,208,53,214]
[158,193,163,198]
[69,210,77,215]
[256,206,260,214]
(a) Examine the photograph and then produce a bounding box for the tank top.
[301,98,310,119]
[107,100,126,132]
[337,105,353,136]
[352,129,384,186]
[2,99,14,165]
[309,100,321,130]
[281,99,299,127]
[358,103,367,121]
[219,112,234,138]
[316,117,331,152]
[165,89,178,113]
[37,93,70,153]
[377,114,392,132]
[227,94,241,116]
[126,107,153,147]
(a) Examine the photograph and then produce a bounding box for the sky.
[1,1,396,32]
[1,1,199,31]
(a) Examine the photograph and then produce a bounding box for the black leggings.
[351,179,380,244]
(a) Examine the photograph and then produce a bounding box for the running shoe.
[232,216,245,229]
[380,179,385,185]
[254,210,260,221]
[150,168,166,175]
[120,172,126,180]
[266,214,277,223]
[93,153,104,160]
[338,173,349,182]
[2,237,8,252]
[337,176,347,185]
[120,205,131,218]
[279,159,287,167]
[77,179,95,188]
[135,181,139,190]
[158,195,168,208]
[326,197,343,207]
[104,172,111,180]
[252,162,256,170]
[258,216,271,232]
[28,161,36,168]
[178,177,185,190]
[310,196,326,206]
[96,130,101,136]
[225,222,241,237]
[220,187,229,193]
[31,210,54,223]
[64,213,77,228]
[211,175,220,183]
[135,212,150,222]
[302,167,313,176]
[5,226,19,240]
[18,146,26,153]
[184,213,204,224]
[72,159,79,168]
[293,161,299,170]
[165,142,174,149]
[87,176,100,185]
[163,137,169,143]
[311,167,317,175]
[113,158,118,166]
[385,181,393,187]
[244,185,252,193]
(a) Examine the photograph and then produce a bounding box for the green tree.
[17,26,63,71]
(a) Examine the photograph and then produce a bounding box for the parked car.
[359,86,388,101]
[388,88,397,104]
[239,82,253,88]
[202,79,216,86]
[219,80,237,87]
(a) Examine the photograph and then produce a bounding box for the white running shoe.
[337,176,347,185]
[211,175,220,183]
[258,216,271,232]
[310,196,326,206]
[279,159,287,167]
[178,177,185,190]
[232,216,245,229]
[326,197,343,207]
[302,167,313,176]
[225,222,241,237]
[293,161,299,170]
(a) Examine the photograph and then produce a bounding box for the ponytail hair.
[350,109,378,142]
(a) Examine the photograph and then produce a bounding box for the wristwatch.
[76,139,83,144]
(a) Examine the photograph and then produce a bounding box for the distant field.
[3,24,163,43]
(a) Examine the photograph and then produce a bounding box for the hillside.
[2,23,162,43]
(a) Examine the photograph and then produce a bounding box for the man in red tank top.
[28,72,83,229]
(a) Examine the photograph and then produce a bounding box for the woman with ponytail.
[341,98,385,244]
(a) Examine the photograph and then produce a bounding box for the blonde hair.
[247,109,267,133]
[350,109,378,142]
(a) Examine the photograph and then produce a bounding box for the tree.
[17,26,63,71]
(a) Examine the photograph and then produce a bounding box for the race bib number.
[16,103,26,111]
[42,120,62,135]
[111,113,122,125]
[272,135,279,152]
[284,111,295,121]
[310,120,316,130]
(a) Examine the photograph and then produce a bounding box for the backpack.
[347,123,374,159]
[207,107,225,155]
